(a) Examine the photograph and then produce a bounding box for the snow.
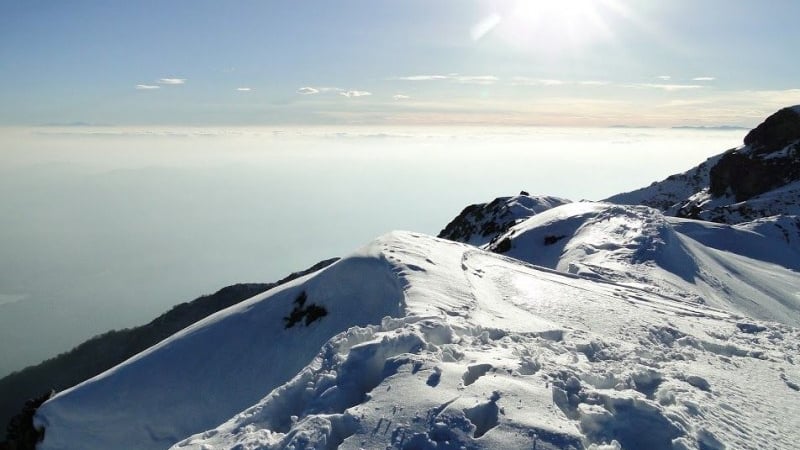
[36,228,800,450]
[35,250,405,449]
[606,124,800,226]
[487,202,800,326]
[604,153,726,212]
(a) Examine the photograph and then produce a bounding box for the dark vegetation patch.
[283,291,328,328]
[2,391,51,450]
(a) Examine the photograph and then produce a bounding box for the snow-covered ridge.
[485,202,800,325]
[31,106,800,450]
[608,106,800,224]
[35,247,406,450]
[36,231,800,450]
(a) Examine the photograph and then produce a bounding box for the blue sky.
[2,0,799,127]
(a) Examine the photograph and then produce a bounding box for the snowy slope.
[35,252,405,450]
[607,106,800,224]
[604,154,724,213]
[486,202,800,326]
[37,231,800,450]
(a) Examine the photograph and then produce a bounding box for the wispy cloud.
[340,90,372,98]
[393,94,410,100]
[135,84,160,90]
[236,87,252,91]
[511,77,567,86]
[635,83,704,91]
[656,75,672,81]
[394,75,449,81]
[394,74,498,85]
[510,78,610,87]
[158,78,186,85]
[454,75,498,85]
[692,77,716,81]
[297,87,320,95]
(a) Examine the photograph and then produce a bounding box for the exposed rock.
[438,194,570,245]
[608,105,800,224]
[744,106,800,154]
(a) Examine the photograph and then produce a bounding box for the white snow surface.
[604,154,725,212]
[487,202,800,326]
[690,180,800,223]
[37,225,800,450]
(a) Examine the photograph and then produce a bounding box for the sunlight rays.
[476,0,635,55]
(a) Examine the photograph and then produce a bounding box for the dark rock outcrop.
[608,106,800,224]
[438,193,570,245]
[744,106,800,154]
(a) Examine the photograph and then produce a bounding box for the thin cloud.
[393,74,498,85]
[340,90,372,98]
[297,87,320,95]
[656,75,672,81]
[236,87,252,91]
[393,94,410,100]
[693,77,716,81]
[395,75,450,81]
[511,77,567,86]
[510,78,610,87]
[454,75,498,85]
[135,84,160,90]
[635,83,703,91]
[158,78,186,85]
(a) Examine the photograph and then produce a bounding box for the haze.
[0,126,743,375]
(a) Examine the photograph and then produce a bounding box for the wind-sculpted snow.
[35,231,798,450]
[486,202,800,326]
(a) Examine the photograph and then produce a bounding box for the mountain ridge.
[0,258,338,447]
[606,106,800,223]
[14,106,800,449]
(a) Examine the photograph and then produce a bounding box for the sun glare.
[485,0,625,53]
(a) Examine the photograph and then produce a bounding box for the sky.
[2,0,800,127]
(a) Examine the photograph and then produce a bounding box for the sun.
[480,0,625,53]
